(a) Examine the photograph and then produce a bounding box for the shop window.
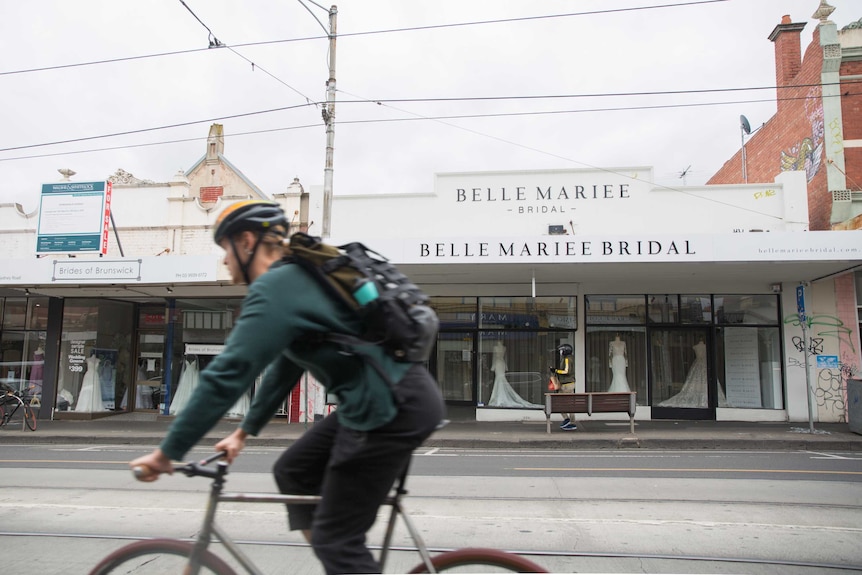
[478,297,577,330]
[430,297,478,328]
[650,329,711,408]
[3,298,27,329]
[27,298,49,330]
[680,295,712,324]
[138,306,167,328]
[478,331,572,408]
[436,332,474,402]
[168,299,243,415]
[715,295,779,325]
[0,296,47,402]
[715,326,782,409]
[585,328,646,399]
[57,299,134,414]
[1,331,26,389]
[585,295,646,324]
[648,295,678,324]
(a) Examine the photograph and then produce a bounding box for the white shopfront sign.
[0,255,220,285]
[329,231,860,265]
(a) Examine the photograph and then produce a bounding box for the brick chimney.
[768,15,806,115]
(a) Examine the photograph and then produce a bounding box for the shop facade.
[1,165,859,424]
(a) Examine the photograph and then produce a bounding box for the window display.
[487,341,541,408]
[585,328,645,399]
[57,299,133,414]
[608,334,630,393]
[658,337,727,408]
[478,332,572,407]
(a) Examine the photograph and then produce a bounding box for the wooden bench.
[544,391,637,434]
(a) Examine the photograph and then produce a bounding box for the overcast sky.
[1,0,855,211]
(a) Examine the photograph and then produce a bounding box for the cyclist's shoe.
[559,418,570,429]
[561,422,577,431]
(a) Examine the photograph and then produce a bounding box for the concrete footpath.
[2,413,862,451]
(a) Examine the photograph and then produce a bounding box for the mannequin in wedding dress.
[659,338,727,407]
[169,356,199,415]
[76,353,105,412]
[607,334,631,393]
[488,341,541,408]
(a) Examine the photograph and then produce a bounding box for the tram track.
[2,530,861,573]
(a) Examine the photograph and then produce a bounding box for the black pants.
[273,365,445,574]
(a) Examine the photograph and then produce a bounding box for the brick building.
[708,3,862,232]
[707,2,862,414]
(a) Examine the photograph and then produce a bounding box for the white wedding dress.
[659,342,727,407]
[608,340,631,392]
[76,356,105,412]
[487,345,541,409]
[169,358,199,415]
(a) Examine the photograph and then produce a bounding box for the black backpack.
[284,233,439,383]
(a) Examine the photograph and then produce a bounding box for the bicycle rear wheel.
[89,538,237,575]
[409,548,548,573]
[23,403,36,431]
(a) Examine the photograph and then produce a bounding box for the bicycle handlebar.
[132,451,229,481]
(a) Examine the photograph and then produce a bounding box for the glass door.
[433,332,475,404]
[649,328,714,420]
[134,332,165,411]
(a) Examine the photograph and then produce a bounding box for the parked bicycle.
[89,451,547,574]
[0,384,37,431]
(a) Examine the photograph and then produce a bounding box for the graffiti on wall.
[779,88,824,182]
[784,312,859,422]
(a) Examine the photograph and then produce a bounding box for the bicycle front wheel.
[23,404,36,431]
[89,538,237,575]
[409,548,548,573]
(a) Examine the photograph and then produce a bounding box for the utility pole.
[322,5,337,238]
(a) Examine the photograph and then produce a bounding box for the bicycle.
[0,385,37,431]
[89,451,547,574]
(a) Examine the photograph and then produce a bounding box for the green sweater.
[160,262,412,461]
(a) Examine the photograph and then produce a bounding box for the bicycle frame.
[1,393,25,430]
[179,454,437,575]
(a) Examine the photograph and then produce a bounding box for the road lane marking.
[0,459,129,464]
[512,467,862,475]
[806,450,862,460]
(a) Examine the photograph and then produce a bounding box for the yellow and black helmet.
[213,200,288,244]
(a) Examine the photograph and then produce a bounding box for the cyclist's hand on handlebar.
[215,428,248,464]
[130,449,173,482]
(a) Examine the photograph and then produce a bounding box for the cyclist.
[130,200,446,575]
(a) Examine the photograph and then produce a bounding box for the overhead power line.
[1,89,855,159]
[176,0,315,103]
[1,0,728,77]
[339,80,862,104]
[0,102,317,153]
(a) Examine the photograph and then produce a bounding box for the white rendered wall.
[329,168,810,239]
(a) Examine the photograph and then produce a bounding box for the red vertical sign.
[101,180,113,255]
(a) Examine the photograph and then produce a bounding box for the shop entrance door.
[649,328,714,420]
[432,332,475,406]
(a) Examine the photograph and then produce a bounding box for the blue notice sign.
[816,355,839,369]
[796,285,805,315]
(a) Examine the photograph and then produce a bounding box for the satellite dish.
[740,115,751,135]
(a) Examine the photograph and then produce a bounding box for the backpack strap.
[319,333,399,389]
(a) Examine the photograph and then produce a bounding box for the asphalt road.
[2,443,862,481]
[2,445,861,574]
